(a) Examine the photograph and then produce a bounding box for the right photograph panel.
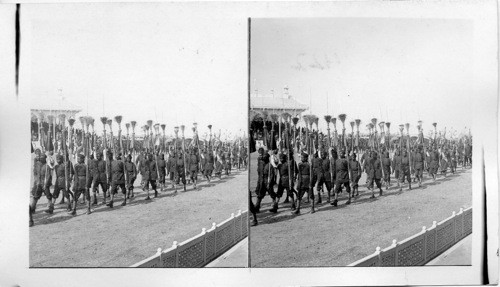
[249,18,472,267]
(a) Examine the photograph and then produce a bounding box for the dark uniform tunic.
[412,152,424,177]
[392,154,402,179]
[143,159,158,190]
[187,154,199,180]
[203,153,215,176]
[110,160,126,194]
[381,157,391,182]
[92,159,109,193]
[73,163,90,200]
[31,159,52,200]
[399,156,411,183]
[297,161,312,199]
[157,157,166,183]
[367,158,382,189]
[334,158,351,194]
[275,161,295,198]
[87,158,97,189]
[349,159,362,188]
[125,161,137,190]
[429,151,439,174]
[53,162,74,199]
[255,154,273,199]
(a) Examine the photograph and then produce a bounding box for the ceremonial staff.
[324,115,334,190]
[125,123,130,155]
[47,115,54,153]
[283,114,294,202]
[85,117,92,155]
[59,114,73,202]
[377,120,386,187]
[355,119,361,150]
[406,123,412,176]
[89,117,95,154]
[131,121,137,156]
[161,124,166,153]
[107,119,114,155]
[154,123,160,153]
[385,122,391,151]
[208,124,213,150]
[79,117,86,154]
[270,114,278,151]
[115,116,123,154]
[84,116,92,212]
[332,117,338,148]
[303,114,315,209]
[432,123,437,145]
[399,124,405,150]
[100,117,110,192]
[418,121,427,171]
[339,114,352,195]
[350,121,355,152]
[181,125,187,191]
[36,113,44,151]
[292,116,299,153]
[147,120,154,153]
[303,115,310,154]
[174,126,179,154]
[313,116,319,153]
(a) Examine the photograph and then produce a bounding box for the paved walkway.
[427,234,472,265]
[206,237,248,267]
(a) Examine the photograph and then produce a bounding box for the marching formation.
[30,113,248,227]
[251,113,472,225]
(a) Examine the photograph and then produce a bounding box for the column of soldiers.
[252,114,472,225]
[30,115,247,227]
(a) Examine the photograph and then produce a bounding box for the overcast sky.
[251,18,474,137]
[22,4,247,139]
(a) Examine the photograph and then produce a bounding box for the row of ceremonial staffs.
[33,115,243,160]
[252,113,470,214]
[257,112,468,156]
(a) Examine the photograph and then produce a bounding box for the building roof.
[250,93,308,112]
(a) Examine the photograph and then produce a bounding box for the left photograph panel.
[24,3,249,268]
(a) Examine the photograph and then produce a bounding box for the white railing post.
[172,241,178,267]
[201,227,207,265]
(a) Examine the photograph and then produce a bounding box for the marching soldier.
[203,148,215,182]
[167,149,177,191]
[107,152,127,207]
[70,154,91,215]
[367,151,383,198]
[176,150,187,191]
[349,152,362,197]
[143,153,159,200]
[311,151,323,204]
[254,147,273,213]
[187,148,200,189]
[86,153,97,204]
[381,151,391,190]
[53,154,75,212]
[92,152,109,205]
[294,152,313,214]
[29,150,52,227]
[332,150,351,206]
[157,153,167,191]
[224,148,231,175]
[429,146,439,180]
[392,149,402,187]
[214,151,224,179]
[399,149,412,191]
[125,154,137,198]
[412,146,424,187]
[271,152,296,213]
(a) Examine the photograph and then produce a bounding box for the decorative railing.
[348,206,472,267]
[130,210,248,267]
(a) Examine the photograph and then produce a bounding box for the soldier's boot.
[346,194,351,205]
[419,179,422,187]
[154,189,158,198]
[408,182,412,190]
[283,195,290,203]
[193,181,197,190]
[310,197,315,213]
[251,218,258,226]
[255,198,262,213]
[69,201,77,216]
[331,197,338,207]
[92,194,98,205]
[120,198,127,206]
[102,192,107,205]
[316,192,322,204]
[379,187,383,196]
[290,196,296,210]
[356,187,360,197]
[86,201,92,215]
[269,200,278,213]
[44,202,54,214]
[183,184,186,192]
[293,199,301,214]
[327,190,331,203]
[29,206,34,227]
[399,182,403,192]
[67,201,72,212]
[131,190,134,198]
[58,194,65,204]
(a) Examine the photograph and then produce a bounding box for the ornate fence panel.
[463,207,472,235]
[215,216,236,256]
[435,213,456,254]
[380,242,397,267]
[131,209,248,268]
[177,232,206,268]
[204,224,217,263]
[160,246,177,268]
[396,230,426,266]
[424,223,437,262]
[241,210,248,238]
[348,207,472,267]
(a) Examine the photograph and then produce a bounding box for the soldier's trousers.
[334,181,351,194]
[74,188,90,201]
[31,183,50,200]
[111,183,126,195]
[92,179,108,194]
[368,178,382,189]
[399,170,411,184]
[144,180,157,190]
